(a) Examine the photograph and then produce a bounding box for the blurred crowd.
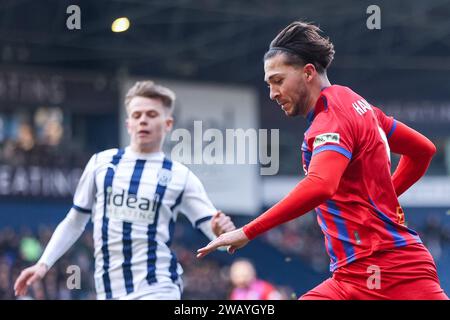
[418,214,450,262]
[0,109,88,168]
[0,212,448,300]
[0,225,95,300]
[0,222,290,300]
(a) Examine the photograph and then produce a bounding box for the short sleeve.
[373,106,397,139]
[307,110,354,160]
[72,154,97,214]
[177,170,217,228]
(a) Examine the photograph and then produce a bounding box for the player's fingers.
[14,279,25,296]
[14,270,32,294]
[13,276,23,293]
[26,273,42,286]
[196,239,223,258]
[15,279,29,296]
[228,245,237,254]
[221,216,231,223]
[17,284,29,297]
[220,221,235,232]
[212,211,223,220]
[196,247,216,258]
[13,280,22,296]
[196,251,207,258]
[216,216,231,227]
[211,212,223,228]
[197,242,218,254]
[215,216,229,227]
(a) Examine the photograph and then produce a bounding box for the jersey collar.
[125,146,165,160]
[306,86,331,126]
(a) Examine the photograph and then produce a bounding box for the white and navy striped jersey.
[72,147,217,299]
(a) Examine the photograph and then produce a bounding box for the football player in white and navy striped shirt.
[14,81,235,300]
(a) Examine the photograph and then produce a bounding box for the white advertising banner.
[398,176,450,207]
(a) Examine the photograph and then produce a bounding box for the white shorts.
[117,282,182,300]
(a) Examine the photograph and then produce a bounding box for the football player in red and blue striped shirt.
[197,21,448,300]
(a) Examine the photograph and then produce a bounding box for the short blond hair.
[124,80,176,114]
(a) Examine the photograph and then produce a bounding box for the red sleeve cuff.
[243,224,258,240]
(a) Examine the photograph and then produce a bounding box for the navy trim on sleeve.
[72,205,92,214]
[170,190,184,211]
[312,145,352,160]
[194,215,213,229]
[387,119,397,139]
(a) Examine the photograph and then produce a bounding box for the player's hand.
[14,263,49,297]
[211,211,236,236]
[197,228,249,258]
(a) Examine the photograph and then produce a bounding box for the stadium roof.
[1,0,450,86]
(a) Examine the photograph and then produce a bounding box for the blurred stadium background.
[0,0,449,299]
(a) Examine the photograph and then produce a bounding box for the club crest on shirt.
[157,168,172,187]
[313,133,340,148]
[396,206,405,225]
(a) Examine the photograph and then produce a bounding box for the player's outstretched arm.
[388,121,436,196]
[13,208,90,297]
[197,151,349,257]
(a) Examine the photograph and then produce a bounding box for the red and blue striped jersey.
[302,85,422,272]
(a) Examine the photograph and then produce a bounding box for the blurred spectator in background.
[35,118,67,167]
[0,108,89,168]
[2,122,39,166]
[229,258,282,300]
[42,120,63,146]
[16,122,35,152]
